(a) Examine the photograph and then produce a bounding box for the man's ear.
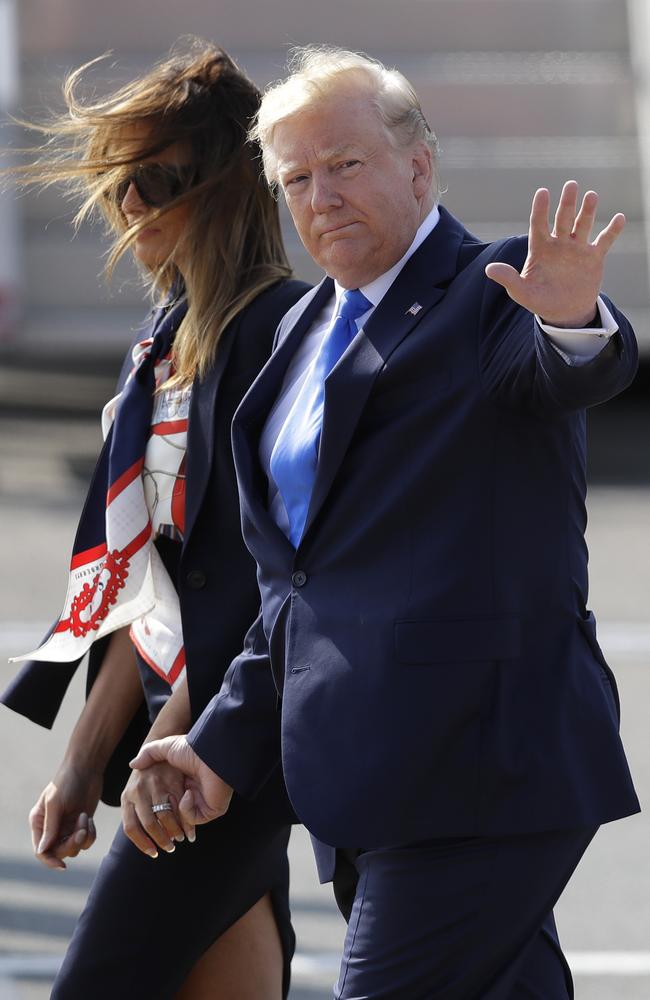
[412,143,433,198]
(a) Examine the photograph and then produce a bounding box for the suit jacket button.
[292,570,307,588]
[186,570,207,589]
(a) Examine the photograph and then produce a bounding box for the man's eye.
[286,175,308,186]
[340,160,361,170]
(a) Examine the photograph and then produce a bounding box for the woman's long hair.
[10,38,292,385]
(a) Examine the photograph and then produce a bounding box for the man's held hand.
[129,735,233,828]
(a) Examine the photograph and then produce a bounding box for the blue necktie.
[270,288,371,547]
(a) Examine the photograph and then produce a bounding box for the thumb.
[485,262,522,296]
[129,736,176,771]
[38,798,63,854]
[179,787,197,824]
[179,785,219,826]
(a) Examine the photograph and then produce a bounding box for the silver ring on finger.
[151,802,173,814]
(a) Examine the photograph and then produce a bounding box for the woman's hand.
[130,736,233,827]
[121,759,195,858]
[28,625,144,871]
[29,763,103,870]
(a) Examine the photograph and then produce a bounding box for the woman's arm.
[30,626,143,869]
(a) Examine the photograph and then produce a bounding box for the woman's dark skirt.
[51,785,294,999]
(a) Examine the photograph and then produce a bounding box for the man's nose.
[310,174,343,213]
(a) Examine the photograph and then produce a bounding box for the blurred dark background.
[0,1,647,471]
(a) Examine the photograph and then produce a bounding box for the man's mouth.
[319,222,359,237]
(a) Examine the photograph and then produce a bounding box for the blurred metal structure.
[0,0,20,344]
[7,0,648,368]
[628,0,650,304]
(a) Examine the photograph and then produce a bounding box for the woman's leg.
[175,892,283,1000]
[51,801,294,1000]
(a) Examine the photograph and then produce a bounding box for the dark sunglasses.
[114,163,198,208]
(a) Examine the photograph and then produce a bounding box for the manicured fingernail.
[174,835,185,843]
[187,830,196,843]
[147,849,158,859]
[164,844,176,854]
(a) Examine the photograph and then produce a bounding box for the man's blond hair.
[250,46,440,199]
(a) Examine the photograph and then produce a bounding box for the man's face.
[274,88,433,289]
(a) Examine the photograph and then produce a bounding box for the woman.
[1,39,310,999]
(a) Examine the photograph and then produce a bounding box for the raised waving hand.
[485,180,625,328]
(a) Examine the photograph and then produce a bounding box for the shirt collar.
[332,203,441,313]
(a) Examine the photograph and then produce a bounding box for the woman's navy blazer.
[1,279,310,808]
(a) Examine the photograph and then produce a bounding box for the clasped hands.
[122,736,233,857]
[28,739,228,867]
[485,179,625,327]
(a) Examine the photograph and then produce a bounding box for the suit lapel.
[234,279,334,430]
[301,208,468,544]
[183,321,238,544]
[231,279,335,552]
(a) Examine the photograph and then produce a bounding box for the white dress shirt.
[259,206,618,536]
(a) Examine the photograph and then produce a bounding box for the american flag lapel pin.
[406,302,422,316]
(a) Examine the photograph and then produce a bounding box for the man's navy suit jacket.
[1,279,309,815]
[189,207,641,854]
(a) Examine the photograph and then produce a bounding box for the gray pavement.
[0,412,648,999]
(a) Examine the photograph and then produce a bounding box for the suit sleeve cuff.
[536,296,618,366]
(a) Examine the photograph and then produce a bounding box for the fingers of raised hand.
[528,187,551,250]
[594,212,626,255]
[540,181,623,255]
[552,179,579,239]
[572,189,599,241]
[484,261,524,296]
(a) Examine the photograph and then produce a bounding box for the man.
[133,48,640,998]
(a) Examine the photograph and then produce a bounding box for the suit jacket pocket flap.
[395,616,521,664]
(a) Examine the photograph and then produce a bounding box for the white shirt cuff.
[536,297,618,366]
